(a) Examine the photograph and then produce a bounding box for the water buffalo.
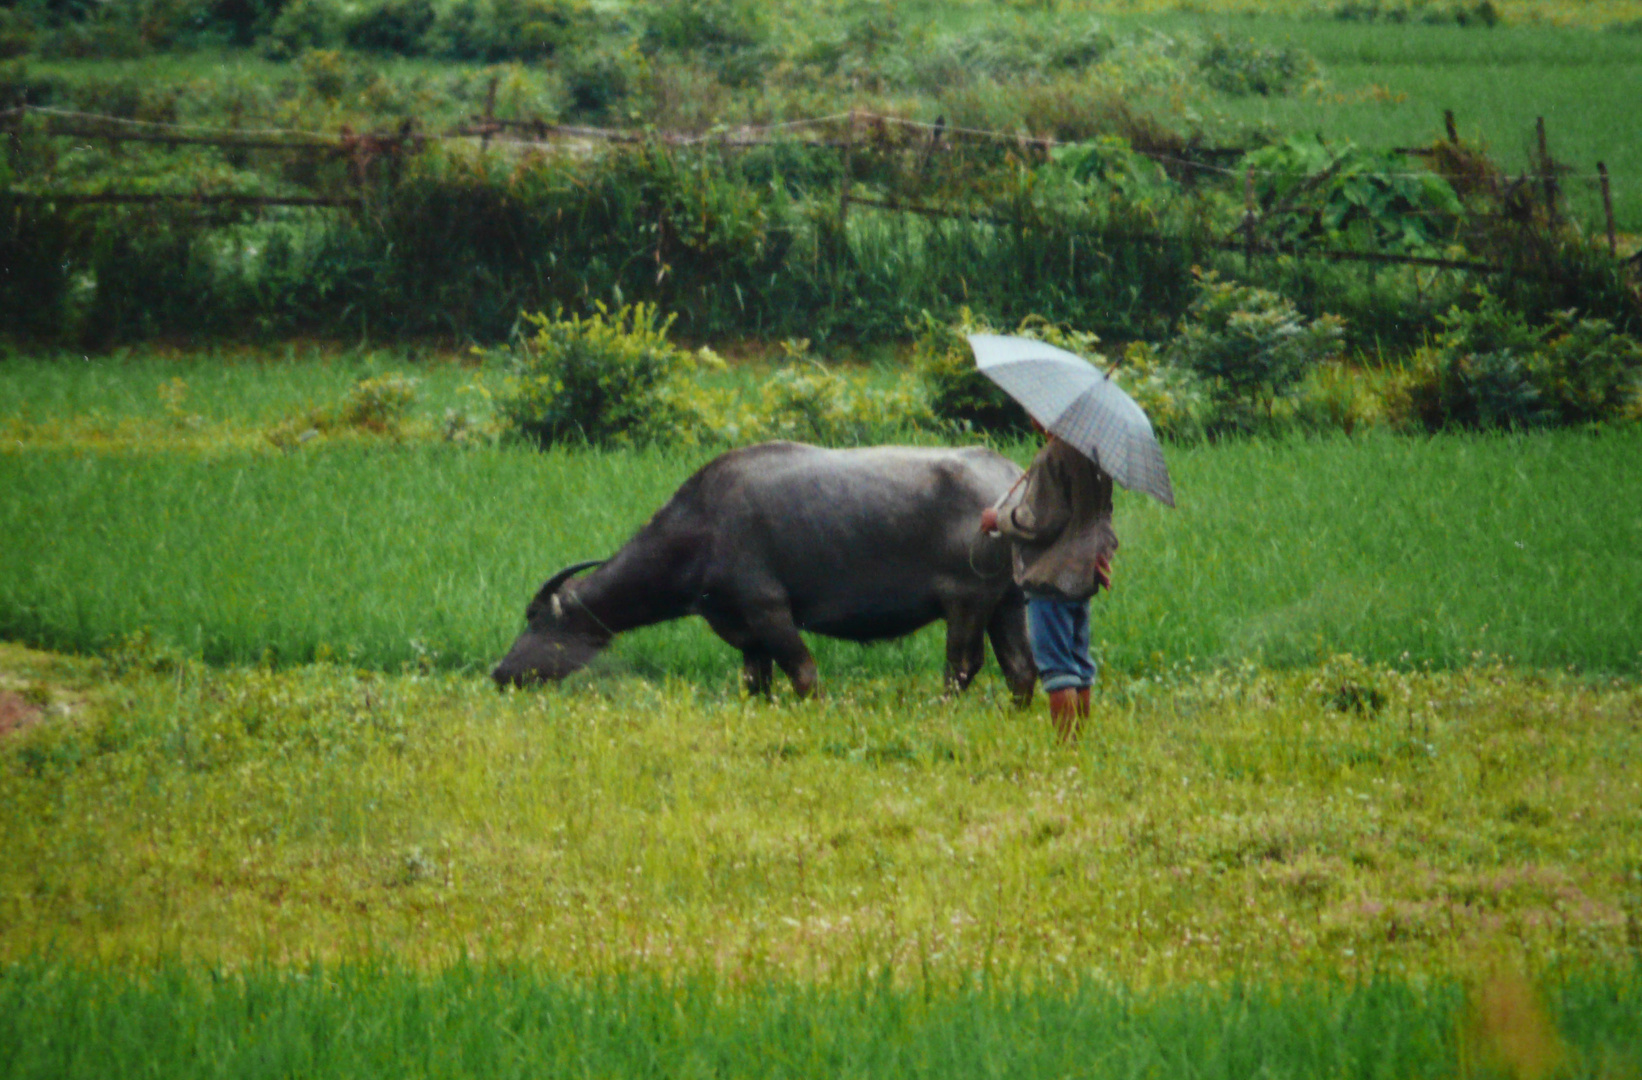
[492,441,1036,701]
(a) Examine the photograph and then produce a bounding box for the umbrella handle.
[981,472,1029,535]
[991,472,1028,511]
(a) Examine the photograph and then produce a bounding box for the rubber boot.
[1048,688,1081,743]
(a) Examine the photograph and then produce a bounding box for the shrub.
[561,45,637,120]
[334,373,419,432]
[489,0,593,60]
[638,0,767,86]
[493,303,705,448]
[639,0,765,56]
[1164,272,1345,427]
[1390,290,1642,431]
[910,307,1018,435]
[1533,314,1642,424]
[265,372,421,447]
[0,8,38,58]
[345,0,435,54]
[297,48,348,100]
[0,195,76,340]
[1111,341,1211,443]
[1195,33,1316,96]
[1241,138,1463,255]
[741,341,933,446]
[261,0,342,58]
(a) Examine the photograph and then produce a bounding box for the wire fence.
[3,102,1629,273]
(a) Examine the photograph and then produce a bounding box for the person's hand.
[980,507,999,534]
[1094,552,1113,591]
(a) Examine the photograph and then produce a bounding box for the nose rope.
[968,531,1010,579]
[970,471,1027,580]
[563,588,618,641]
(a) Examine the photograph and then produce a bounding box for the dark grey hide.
[492,441,1036,701]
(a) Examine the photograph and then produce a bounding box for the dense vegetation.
[6,1,1642,419]
[2,957,1639,1079]
[4,4,1642,1074]
[2,349,1639,676]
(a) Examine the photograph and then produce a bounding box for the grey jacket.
[995,437,1119,601]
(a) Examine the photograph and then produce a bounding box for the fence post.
[1243,164,1256,272]
[1444,109,1458,144]
[1535,116,1559,219]
[1599,161,1618,256]
[481,75,499,152]
[839,109,856,230]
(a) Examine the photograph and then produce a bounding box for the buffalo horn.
[538,559,606,599]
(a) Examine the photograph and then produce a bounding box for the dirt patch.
[0,690,45,737]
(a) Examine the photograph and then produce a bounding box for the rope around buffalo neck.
[968,530,1011,580]
[563,588,618,641]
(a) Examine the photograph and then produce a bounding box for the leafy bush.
[429,0,592,61]
[266,372,421,446]
[261,0,342,57]
[739,341,933,446]
[334,373,419,431]
[561,45,637,120]
[1195,33,1316,97]
[1111,341,1211,443]
[1242,138,1463,255]
[910,307,1016,435]
[639,0,765,56]
[0,196,76,340]
[1164,272,1345,426]
[493,303,706,448]
[0,8,39,57]
[345,0,435,54]
[1332,0,1499,26]
[1391,290,1642,431]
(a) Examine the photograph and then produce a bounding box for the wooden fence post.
[1444,109,1458,144]
[1243,164,1257,271]
[1599,161,1618,256]
[481,75,499,152]
[839,108,856,230]
[1535,115,1559,219]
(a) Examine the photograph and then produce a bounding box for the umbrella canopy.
[969,333,1176,508]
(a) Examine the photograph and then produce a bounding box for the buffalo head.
[491,560,608,689]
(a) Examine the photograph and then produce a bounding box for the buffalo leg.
[943,607,989,694]
[745,604,819,699]
[741,649,775,698]
[986,591,1037,707]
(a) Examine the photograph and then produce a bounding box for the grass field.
[4,343,1642,1074]
[1147,15,1642,230]
[4,422,1639,679]
[2,959,1637,1080]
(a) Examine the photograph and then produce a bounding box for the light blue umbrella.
[969,333,1175,508]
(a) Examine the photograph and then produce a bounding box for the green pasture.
[2,636,1640,978]
[2,959,1638,1080]
[3,425,1639,680]
[0,347,479,427]
[1157,15,1642,230]
[3,347,1641,1074]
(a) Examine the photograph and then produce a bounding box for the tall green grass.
[0,349,480,427]
[4,960,1635,1080]
[3,428,1639,680]
[1115,14,1642,229]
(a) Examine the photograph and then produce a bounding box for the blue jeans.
[1026,594,1096,693]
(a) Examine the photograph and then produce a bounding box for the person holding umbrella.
[969,333,1176,742]
[980,419,1117,740]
